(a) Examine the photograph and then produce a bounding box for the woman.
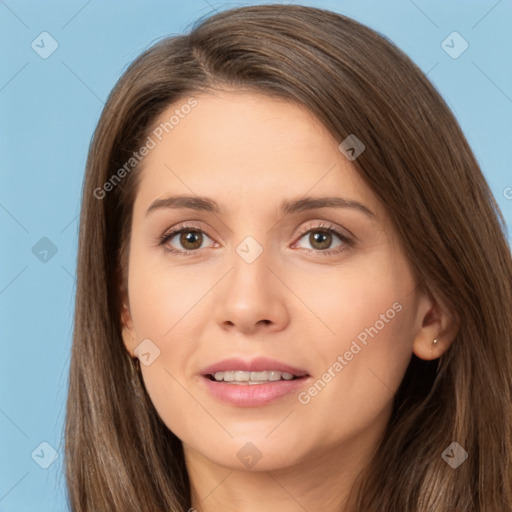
[65,4,512,511]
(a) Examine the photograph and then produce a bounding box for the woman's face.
[121,90,435,472]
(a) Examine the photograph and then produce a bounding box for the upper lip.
[201,357,309,377]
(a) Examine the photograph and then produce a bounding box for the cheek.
[299,301,415,443]
[292,257,416,425]
[127,260,217,444]
[126,252,218,422]
[127,250,210,343]
[293,256,413,358]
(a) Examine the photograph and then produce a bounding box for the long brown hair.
[65,4,512,511]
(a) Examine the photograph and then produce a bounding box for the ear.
[120,295,137,358]
[412,287,459,360]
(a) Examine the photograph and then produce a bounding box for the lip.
[200,357,311,407]
[201,356,309,377]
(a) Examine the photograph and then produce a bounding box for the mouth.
[199,357,311,406]
[205,370,308,385]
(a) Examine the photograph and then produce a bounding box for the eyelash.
[158,221,354,257]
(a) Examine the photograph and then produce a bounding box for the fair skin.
[121,90,456,512]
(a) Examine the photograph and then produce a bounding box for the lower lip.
[200,375,310,407]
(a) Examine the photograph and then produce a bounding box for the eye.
[293,222,353,255]
[159,223,215,255]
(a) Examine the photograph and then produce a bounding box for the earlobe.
[412,290,459,361]
[413,336,443,361]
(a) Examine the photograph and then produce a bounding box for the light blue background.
[1,1,511,510]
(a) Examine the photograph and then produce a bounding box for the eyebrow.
[146,195,375,218]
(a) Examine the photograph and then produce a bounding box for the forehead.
[133,90,382,220]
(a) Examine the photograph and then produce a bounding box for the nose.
[214,246,290,335]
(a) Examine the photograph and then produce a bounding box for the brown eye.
[179,230,203,250]
[160,226,214,254]
[294,223,351,255]
[309,230,332,250]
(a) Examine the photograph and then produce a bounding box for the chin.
[205,432,310,471]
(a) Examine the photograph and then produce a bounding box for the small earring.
[433,338,439,345]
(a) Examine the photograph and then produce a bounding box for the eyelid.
[294,220,355,242]
[159,220,208,239]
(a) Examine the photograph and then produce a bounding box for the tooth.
[235,371,250,382]
[224,371,235,382]
[211,369,300,383]
[250,371,269,381]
